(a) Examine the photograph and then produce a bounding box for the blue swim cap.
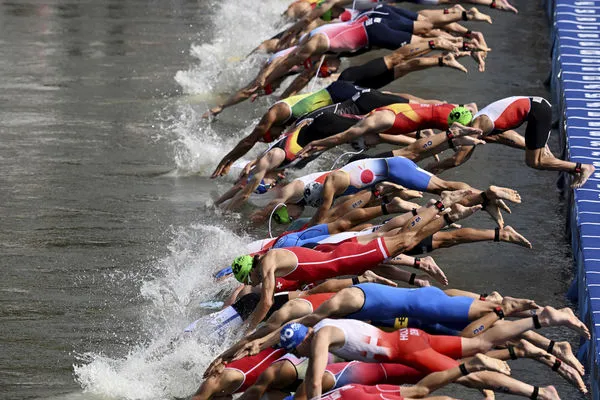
[279,322,309,350]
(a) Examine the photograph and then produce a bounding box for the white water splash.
[73,224,251,399]
[175,0,289,95]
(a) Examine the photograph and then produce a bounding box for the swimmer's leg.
[192,369,244,400]
[297,287,367,327]
[320,190,376,224]
[526,146,595,189]
[520,330,584,375]
[393,53,468,81]
[457,371,558,400]
[431,226,532,249]
[328,198,420,233]
[400,354,510,398]
[483,129,526,149]
[390,125,482,162]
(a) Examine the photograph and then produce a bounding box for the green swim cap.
[447,106,473,126]
[232,255,254,284]
[273,205,292,224]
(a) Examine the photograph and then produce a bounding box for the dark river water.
[0,1,587,399]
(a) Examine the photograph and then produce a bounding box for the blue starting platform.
[547,0,600,397]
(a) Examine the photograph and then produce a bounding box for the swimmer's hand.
[203,357,225,378]
[212,160,233,178]
[233,340,261,361]
[448,122,483,138]
[297,142,327,159]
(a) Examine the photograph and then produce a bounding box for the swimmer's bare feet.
[571,164,595,188]
[202,106,223,119]
[549,339,584,376]
[441,189,475,207]
[449,4,466,12]
[538,385,560,400]
[514,338,546,359]
[416,256,448,286]
[468,353,511,375]
[432,37,461,52]
[484,201,504,228]
[488,185,522,204]
[467,7,493,24]
[511,338,586,392]
[466,38,492,52]
[452,135,486,148]
[486,291,503,303]
[414,275,432,287]
[556,362,588,393]
[492,0,518,14]
[448,121,483,137]
[375,181,423,200]
[387,197,421,214]
[360,270,398,287]
[441,53,468,73]
[538,306,591,339]
[501,296,539,316]
[500,226,532,249]
[472,50,487,72]
[446,203,482,223]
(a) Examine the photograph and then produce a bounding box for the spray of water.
[73,224,250,399]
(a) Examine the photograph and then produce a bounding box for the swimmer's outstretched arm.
[250,182,303,224]
[297,110,395,158]
[223,149,285,211]
[202,78,263,119]
[277,0,340,48]
[211,109,283,178]
[214,180,247,206]
[307,171,349,226]
[305,327,343,399]
[247,258,277,330]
